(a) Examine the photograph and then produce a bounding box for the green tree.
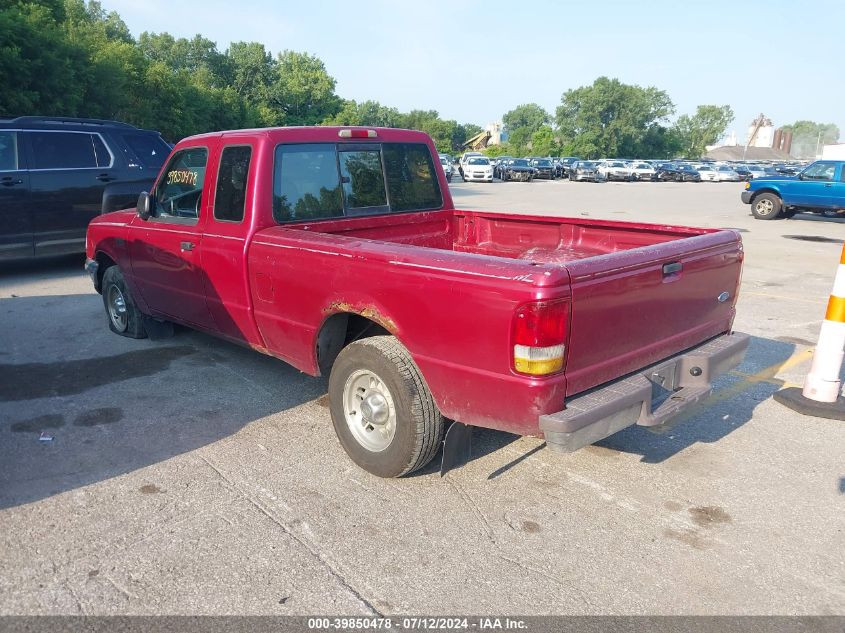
[672,105,734,159]
[482,143,512,157]
[266,51,341,126]
[503,103,549,155]
[227,41,273,105]
[780,121,841,158]
[556,77,675,158]
[531,125,558,156]
[322,99,404,127]
[0,2,84,115]
[503,103,549,135]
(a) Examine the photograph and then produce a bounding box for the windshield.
[579,161,595,168]
[697,165,713,171]
[467,158,489,165]
[440,157,449,166]
[610,162,626,168]
[511,159,529,167]
[635,163,651,169]
[534,160,551,167]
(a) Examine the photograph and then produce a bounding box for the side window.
[92,135,112,167]
[383,143,443,212]
[803,162,835,181]
[28,132,101,169]
[154,147,208,220]
[339,150,387,210]
[214,145,252,223]
[273,144,342,222]
[0,132,18,171]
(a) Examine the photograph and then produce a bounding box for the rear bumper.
[539,332,750,453]
[741,191,753,204]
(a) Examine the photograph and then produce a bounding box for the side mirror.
[136,191,152,220]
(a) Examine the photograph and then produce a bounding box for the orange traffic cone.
[774,243,845,419]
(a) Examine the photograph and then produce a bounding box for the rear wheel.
[101,266,147,338]
[751,193,783,220]
[328,336,444,477]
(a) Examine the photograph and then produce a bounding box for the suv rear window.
[121,133,171,169]
[273,142,442,223]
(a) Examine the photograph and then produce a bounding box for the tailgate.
[563,231,743,397]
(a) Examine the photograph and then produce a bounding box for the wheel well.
[94,252,116,293]
[316,313,391,376]
[750,188,781,202]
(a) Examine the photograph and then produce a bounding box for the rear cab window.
[273,142,442,223]
[214,146,252,223]
[154,147,208,222]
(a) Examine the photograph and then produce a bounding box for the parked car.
[529,158,555,180]
[559,157,579,179]
[714,165,742,182]
[86,125,748,477]
[0,116,171,260]
[461,156,494,182]
[741,160,845,219]
[675,164,702,182]
[732,165,753,181]
[629,162,656,181]
[439,156,454,182]
[492,156,513,179]
[693,164,719,182]
[744,164,768,179]
[569,160,603,182]
[499,158,535,182]
[597,160,632,181]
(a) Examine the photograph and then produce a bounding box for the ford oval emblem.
[718,292,730,303]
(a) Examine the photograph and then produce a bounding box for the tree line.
[1,2,838,160]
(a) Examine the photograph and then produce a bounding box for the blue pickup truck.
[740,160,845,219]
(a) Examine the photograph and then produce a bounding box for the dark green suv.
[0,116,171,259]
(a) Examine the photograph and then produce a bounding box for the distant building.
[706,114,793,159]
[822,144,845,160]
[486,121,506,145]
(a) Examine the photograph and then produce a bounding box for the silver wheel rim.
[107,285,128,332]
[756,199,774,215]
[343,369,397,452]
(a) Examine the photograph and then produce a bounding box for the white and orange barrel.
[803,244,845,402]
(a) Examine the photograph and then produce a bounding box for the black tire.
[328,336,444,478]
[751,193,783,220]
[101,265,147,338]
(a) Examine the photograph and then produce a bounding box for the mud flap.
[142,315,175,340]
[440,421,473,477]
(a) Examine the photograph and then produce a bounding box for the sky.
[104,0,844,142]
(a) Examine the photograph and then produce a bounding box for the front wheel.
[101,266,147,338]
[751,193,783,220]
[328,336,444,477]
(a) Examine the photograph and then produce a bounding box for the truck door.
[0,131,32,259]
[794,161,838,208]
[128,145,216,330]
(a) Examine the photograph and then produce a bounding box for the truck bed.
[264,209,741,412]
[284,208,709,264]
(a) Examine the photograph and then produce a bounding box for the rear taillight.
[512,300,569,376]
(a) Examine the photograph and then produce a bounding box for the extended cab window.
[214,146,252,222]
[273,142,443,223]
[155,147,208,220]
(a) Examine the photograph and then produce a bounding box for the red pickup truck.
[85,126,748,477]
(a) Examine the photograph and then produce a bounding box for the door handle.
[96,173,116,182]
[1,178,23,187]
[180,241,195,252]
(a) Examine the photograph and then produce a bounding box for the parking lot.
[1,180,844,615]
